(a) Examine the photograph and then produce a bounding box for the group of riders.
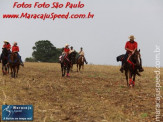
[0,35,144,75]
[60,44,88,64]
[60,35,144,75]
[118,35,144,74]
[0,40,24,66]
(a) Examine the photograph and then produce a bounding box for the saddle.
[61,54,70,63]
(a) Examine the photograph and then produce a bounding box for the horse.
[61,53,74,77]
[70,51,77,71]
[8,52,20,78]
[1,48,9,75]
[124,49,142,87]
[76,55,84,72]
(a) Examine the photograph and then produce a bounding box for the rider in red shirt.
[61,44,70,62]
[120,35,144,72]
[0,40,11,62]
[12,42,24,66]
[125,40,137,54]
[12,45,19,52]
[3,40,11,52]
[63,44,70,54]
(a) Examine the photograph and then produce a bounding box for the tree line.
[25,40,63,62]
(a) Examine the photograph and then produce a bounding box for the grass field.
[0,63,162,122]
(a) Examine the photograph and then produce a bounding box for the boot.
[19,59,24,67]
[21,63,24,67]
[84,58,88,64]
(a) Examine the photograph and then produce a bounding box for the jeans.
[17,52,23,63]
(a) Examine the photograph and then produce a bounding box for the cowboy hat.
[3,40,9,43]
[65,44,69,47]
[129,35,135,39]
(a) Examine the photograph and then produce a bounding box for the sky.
[0,0,162,67]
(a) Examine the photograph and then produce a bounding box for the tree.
[25,57,36,62]
[28,40,62,62]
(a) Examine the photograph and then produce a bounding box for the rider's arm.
[17,46,19,52]
[125,48,133,52]
[132,42,138,54]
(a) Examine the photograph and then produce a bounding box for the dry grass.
[0,63,162,122]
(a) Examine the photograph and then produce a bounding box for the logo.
[2,105,33,121]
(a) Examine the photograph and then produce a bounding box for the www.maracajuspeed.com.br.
[3,12,94,20]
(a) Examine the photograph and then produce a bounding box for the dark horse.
[70,51,77,71]
[61,53,74,77]
[8,52,20,78]
[76,55,84,72]
[124,49,142,87]
[1,48,9,75]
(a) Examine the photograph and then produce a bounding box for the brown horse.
[124,49,142,87]
[76,55,84,72]
[8,52,20,78]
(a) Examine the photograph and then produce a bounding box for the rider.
[69,46,75,54]
[77,47,88,64]
[12,42,24,66]
[63,44,70,55]
[0,40,11,62]
[120,35,144,73]
[61,44,70,62]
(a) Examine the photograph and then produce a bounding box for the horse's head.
[132,49,141,67]
[69,52,77,60]
[9,53,18,62]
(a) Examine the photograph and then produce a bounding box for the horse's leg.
[129,70,132,87]
[16,65,19,77]
[10,67,13,77]
[67,65,70,77]
[63,65,66,77]
[132,73,136,87]
[82,64,84,70]
[7,64,9,74]
[5,64,7,74]
[79,65,81,72]
[61,64,64,77]
[125,70,129,86]
[77,64,78,72]
[2,65,4,75]
[13,67,16,78]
